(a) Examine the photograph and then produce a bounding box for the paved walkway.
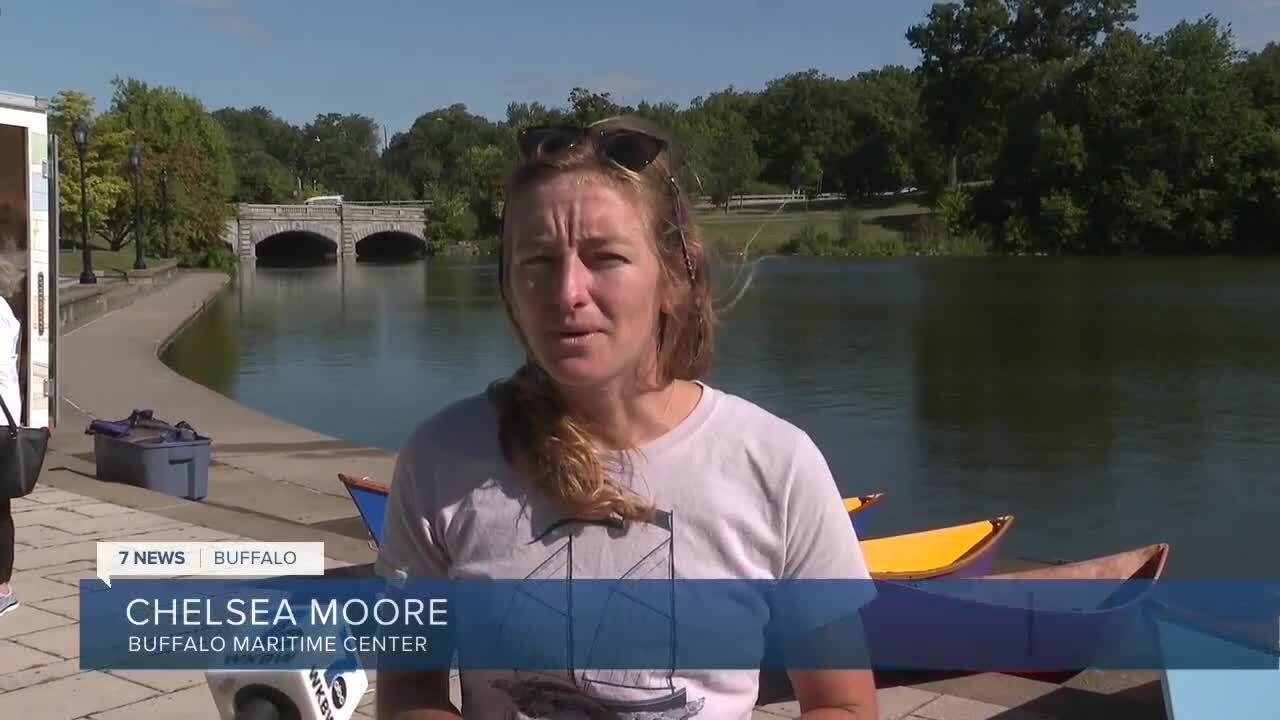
[0,482,420,719]
[0,271,1170,719]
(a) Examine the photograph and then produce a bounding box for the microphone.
[205,664,367,720]
[205,616,369,720]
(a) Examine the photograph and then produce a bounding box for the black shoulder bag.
[0,394,49,499]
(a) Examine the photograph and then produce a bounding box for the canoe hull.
[863,543,1170,672]
[845,493,884,534]
[757,543,1171,705]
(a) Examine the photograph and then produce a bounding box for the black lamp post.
[158,167,171,258]
[72,118,95,284]
[128,146,145,270]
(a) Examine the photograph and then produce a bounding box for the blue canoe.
[844,492,884,533]
[339,474,389,549]
[339,473,883,549]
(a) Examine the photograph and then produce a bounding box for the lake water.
[162,255,1280,578]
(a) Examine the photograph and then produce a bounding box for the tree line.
[50,1,1280,266]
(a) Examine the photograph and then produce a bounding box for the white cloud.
[147,0,270,45]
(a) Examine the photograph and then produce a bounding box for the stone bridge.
[223,203,429,259]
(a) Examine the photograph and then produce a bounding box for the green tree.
[791,147,824,207]
[568,87,623,125]
[678,98,761,209]
[47,90,130,250]
[100,76,236,264]
[750,70,850,191]
[842,66,925,197]
[1240,42,1280,127]
[384,104,506,201]
[906,0,1011,186]
[504,100,569,129]
[1146,17,1270,252]
[302,113,382,199]
[424,184,477,253]
[212,106,305,202]
[1061,28,1168,252]
[1004,0,1138,63]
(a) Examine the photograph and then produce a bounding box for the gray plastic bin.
[93,432,211,500]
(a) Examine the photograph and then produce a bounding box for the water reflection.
[906,258,1280,575]
[163,255,1280,577]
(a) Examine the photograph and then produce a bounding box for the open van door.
[0,90,56,430]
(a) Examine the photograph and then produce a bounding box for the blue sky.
[1,1,1275,135]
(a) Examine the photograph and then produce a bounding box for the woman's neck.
[561,378,701,450]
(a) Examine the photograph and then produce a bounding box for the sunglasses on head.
[516,123,668,173]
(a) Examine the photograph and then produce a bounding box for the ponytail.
[487,363,657,524]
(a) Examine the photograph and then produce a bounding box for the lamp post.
[72,118,95,284]
[158,167,170,258]
[128,146,145,270]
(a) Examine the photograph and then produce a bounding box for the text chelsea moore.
[123,597,449,627]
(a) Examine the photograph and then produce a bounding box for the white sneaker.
[0,589,18,618]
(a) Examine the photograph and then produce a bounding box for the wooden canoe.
[862,543,1172,672]
[759,543,1173,703]
[860,515,1014,581]
[984,542,1168,580]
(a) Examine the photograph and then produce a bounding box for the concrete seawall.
[48,270,395,536]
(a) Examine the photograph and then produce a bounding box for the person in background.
[0,237,23,619]
[374,115,879,718]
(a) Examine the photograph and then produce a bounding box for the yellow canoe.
[860,515,1015,580]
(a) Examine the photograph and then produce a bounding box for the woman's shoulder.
[699,383,816,454]
[399,389,500,459]
[693,384,834,494]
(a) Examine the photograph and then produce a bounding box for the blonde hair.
[488,116,716,524]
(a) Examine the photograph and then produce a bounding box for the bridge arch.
[352,222,429,262]
[355,231,427,261]
[255,230,339,264]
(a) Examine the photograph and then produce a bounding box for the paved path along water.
[0,271,1171,719]
[52,271,396,533]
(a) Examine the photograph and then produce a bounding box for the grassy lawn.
[58,243,167,276]
[695,195,935,255]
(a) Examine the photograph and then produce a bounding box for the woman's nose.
[553,254,590,308]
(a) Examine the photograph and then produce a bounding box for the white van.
[303,194,343,207]
[0,90,55,429]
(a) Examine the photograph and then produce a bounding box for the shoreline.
[47,269,393,549]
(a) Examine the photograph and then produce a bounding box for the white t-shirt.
[0,297,20,426]
[376,381,872,719]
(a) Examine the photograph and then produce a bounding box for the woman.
[0,245,22,619]
[375,116,878,719]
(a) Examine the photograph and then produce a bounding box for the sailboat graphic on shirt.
[491,509,706,719]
